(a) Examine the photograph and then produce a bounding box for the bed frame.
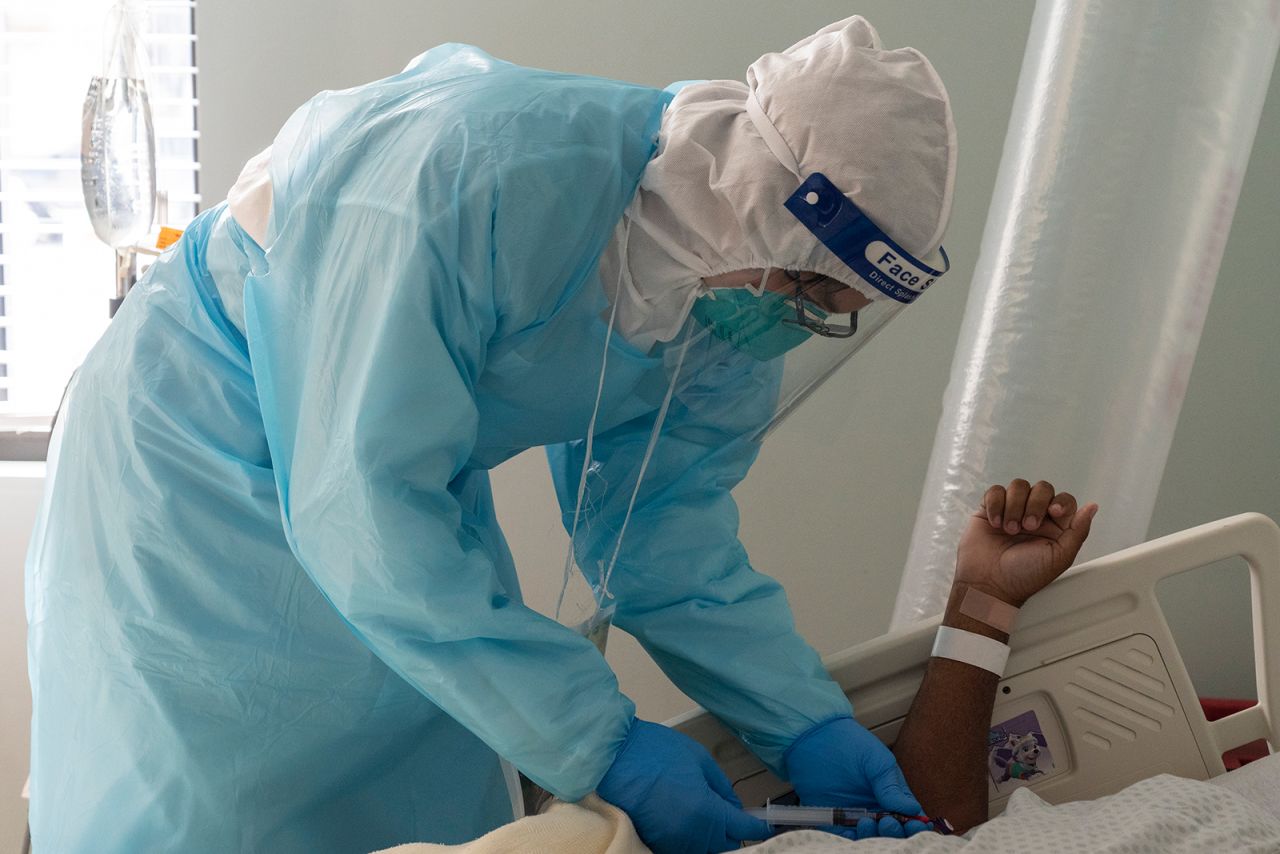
[673,513,1280,817]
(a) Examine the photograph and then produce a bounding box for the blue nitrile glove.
[596,718,772,854]
[784,716,932,840]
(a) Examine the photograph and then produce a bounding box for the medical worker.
[27,15,956,854]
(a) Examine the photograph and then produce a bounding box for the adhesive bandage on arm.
[931,626,1010,676]
[958,586,1019,633]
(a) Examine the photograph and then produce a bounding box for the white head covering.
[604,15,957,350]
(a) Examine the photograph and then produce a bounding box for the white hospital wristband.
[931,626,1010,676]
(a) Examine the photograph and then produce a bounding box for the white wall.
[3,2,1277,843]
[0,466,43,850]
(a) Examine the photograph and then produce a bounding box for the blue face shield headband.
[784,172,950,305]
[689,172,950,361]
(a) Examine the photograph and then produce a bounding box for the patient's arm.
[892,583,1007,832]
[892,480,1098,834]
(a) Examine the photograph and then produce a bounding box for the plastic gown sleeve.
[548,352,851,775]
[243,204,634,802]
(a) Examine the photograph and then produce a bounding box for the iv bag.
[81,1,156,249]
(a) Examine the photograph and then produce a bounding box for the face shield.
[733,77,953,424]
[694,173,950,433]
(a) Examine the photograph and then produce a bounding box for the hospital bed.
[674,512,1280,819]
[21,515,1279,854]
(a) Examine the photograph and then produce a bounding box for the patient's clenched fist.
[954,479,1099,608]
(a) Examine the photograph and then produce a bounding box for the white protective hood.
[603,15,957,351]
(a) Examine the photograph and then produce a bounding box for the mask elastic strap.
[599,316,696,598]
[555,220,630,622]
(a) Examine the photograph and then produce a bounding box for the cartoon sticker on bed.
[988,710,1056,794]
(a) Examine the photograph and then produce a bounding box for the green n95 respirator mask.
[690,287,823,362]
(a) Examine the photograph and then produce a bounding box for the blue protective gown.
[26,45,850,853]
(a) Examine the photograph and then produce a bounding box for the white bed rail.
[1094,513,1279,764]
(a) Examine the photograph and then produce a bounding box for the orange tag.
[156,226,184,250]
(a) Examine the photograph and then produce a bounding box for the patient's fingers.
[1022,481,1055,531]
[983,484,1006,528]
[1057,503,1099,558]
[1003,479,1031,534]
[1048,492,1077,523]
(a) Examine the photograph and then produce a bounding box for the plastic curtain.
[891,0,1280,628]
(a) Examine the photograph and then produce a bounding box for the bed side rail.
[672,513,1280,806]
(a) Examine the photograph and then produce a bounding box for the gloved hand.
[784,715,932,840]
[596,718,771,854]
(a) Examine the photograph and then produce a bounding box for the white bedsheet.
[371,764,1280,853]
[1211,751,1280,826]
[756,773,1280,853]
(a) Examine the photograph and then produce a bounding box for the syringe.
[745,803,953,833]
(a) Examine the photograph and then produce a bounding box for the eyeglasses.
[780,272,859,339]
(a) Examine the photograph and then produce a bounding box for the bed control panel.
[987,632,1205,816]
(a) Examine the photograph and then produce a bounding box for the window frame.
[0,429,48,461]
[0,0,199,461]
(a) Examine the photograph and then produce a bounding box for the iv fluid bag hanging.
[81,1,156,250]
